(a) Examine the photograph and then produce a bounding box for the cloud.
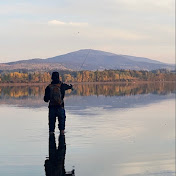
[48,20,66,25]
[48,20,88,26]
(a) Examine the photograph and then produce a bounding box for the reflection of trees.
[72,83,175,96]
[0,86,45,98]
[0,83,175,99]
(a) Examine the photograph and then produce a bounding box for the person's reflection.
[44,133,75,176]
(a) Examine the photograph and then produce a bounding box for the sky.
[0,0,175,64]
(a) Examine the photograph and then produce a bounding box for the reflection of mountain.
[65,94,174,115]
[0,83,175,109]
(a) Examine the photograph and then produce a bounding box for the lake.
[0,82,175,176]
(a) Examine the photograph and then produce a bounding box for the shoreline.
[0,81,175,86]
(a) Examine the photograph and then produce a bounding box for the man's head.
[51,72,60,81]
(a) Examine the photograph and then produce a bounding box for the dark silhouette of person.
[44,72,73,135]
[44,133,75,176]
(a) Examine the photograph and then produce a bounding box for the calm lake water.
[0,83,175,176]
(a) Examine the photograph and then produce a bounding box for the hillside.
[0,49,174,71]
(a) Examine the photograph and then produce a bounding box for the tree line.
[0,69,175,83]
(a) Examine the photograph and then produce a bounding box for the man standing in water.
[44,72,73,135]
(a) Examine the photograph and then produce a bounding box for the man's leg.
[57,107,66,134]
[49,107,56,133]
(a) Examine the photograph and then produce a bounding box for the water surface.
[0,83,175,176]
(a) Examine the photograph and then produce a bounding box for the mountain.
[0,49,174,71]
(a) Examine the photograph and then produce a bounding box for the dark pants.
[49,107,66,132]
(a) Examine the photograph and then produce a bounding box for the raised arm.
[62,83,73,91]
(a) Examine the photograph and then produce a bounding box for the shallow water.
[0,83,175,176]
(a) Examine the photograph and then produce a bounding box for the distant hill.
[0,49,174,71]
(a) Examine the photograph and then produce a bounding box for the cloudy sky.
[0,0,175,63]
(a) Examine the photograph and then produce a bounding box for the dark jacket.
[44,80,72,108]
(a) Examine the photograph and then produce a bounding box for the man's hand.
[70,84,74,91]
